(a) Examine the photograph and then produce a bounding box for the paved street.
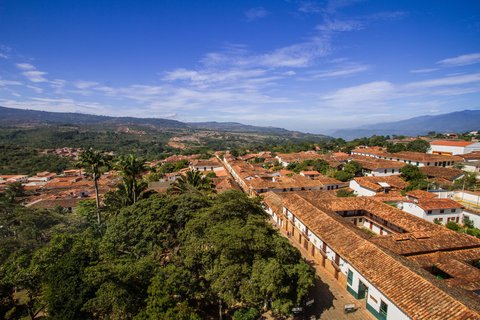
[276,226,374,320]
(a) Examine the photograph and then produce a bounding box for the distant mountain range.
[0,106,330,140]
[332,110,480,140]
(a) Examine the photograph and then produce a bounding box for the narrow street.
[274,225,374,320]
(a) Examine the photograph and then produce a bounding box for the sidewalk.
[275,225,374,320]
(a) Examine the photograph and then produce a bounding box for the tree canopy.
[0,185,314,319]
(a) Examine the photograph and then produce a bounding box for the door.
[358,280,367,299]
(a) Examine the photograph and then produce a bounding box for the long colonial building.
[263,191,480,320]
[351,147,462,167]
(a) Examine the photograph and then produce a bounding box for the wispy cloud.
[406,73,480,89]
[74,80,99,89]
[16,63,35,70]
[298,1,322,13]
[0,80,22,86]
[316,19,364,32]
[16,63,49,83]
[322,81,394,106]
[410,68,438,74]
[437,53,480,67]
[307,63,370,79]
[245,7,269,21]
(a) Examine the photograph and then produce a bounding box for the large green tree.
[76,148,111,223]
[169,170,215,195]
[115,154,147,204]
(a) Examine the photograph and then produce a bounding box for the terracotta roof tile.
[430,140,475,147]
[273,193,480,319]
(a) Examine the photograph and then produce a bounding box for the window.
[380,301,388,316]
[347,269,353,285]
[427,210,432,214]
[451,209,456,213]
[391,169,394,173]
[440,209,444,213]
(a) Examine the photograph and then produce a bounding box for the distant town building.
[428,140,480,155]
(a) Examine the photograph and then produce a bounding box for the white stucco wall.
[349,180,377,196]
[463,210,480,228]
[346,265,410,320]
[401,202,461,224]
[428,145,465,155]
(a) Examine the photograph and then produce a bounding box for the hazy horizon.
[0,0,479,133]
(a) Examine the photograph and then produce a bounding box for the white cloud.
[245,7,269,21]
[438,53,480,67]
[74,80,99,89]
[15,63,49,83]
[0,80,22,86]
[316,19,363,32]
[322,81,394,106]
[27,85,44,93]
[410,68,438,74]
[16,63,35,70]
[298,1,322,13]
[406,73,480,89]
[22,70,48,83]
[308,63,369,79]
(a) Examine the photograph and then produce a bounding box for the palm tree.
[115,154,146,204]
[169,170,215,195]
[76,148,110,223]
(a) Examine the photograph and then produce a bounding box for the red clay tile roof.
[274,193,480,319]
[406,189,438,200]
[420,166,464,181]
[354,175,407,192]
[430,140,475,147]
[416,198,464,211]
[353,148,463,163]
[300,170,320,175]
[350,155,405,170]
[462,151,480,160]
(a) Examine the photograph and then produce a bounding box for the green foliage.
[344,161,362,176]
[233,307,260,320]
[334,170,353,182]
[445,221,462,231]
[156,160,189,175]
[1,187,315,318]
[312,159,332,174]
[454,172,479,191]
[406,139,430,153]
[0,145,71,175]
[336,189,356,197]
[115,154,147,205]
[463,216,474,229]
[400,165,425,181]
[180,191,315,316]
[386,143,406,153]
[169,170,215,195]
[0,126,173,160]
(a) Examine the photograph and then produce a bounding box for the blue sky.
[0,0,479,133]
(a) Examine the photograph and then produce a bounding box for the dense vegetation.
[0,179,315,319]
[0,127,173,160]
[0,145,72,175]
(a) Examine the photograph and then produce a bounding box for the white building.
[429,140,480,155]
[461,161,480,174]
[401,198,463,224]
[262,192,480,320]
[349,176,407,197]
